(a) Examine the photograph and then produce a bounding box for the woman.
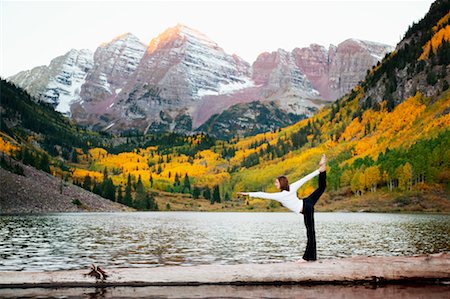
[239,154,326,261]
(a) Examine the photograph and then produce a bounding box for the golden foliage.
[433,11,450,33]
[0,134,17,155]
[72,168,103,182]
[419,25,450,60]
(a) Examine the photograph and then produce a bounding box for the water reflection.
[0,212,448,271]
[0,285,448,299]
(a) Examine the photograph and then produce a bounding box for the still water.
[0,212,448,271]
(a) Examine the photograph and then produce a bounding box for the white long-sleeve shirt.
[245,169,320,214]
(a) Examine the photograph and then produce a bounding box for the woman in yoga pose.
[239,154,326,261]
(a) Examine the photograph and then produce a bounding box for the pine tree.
[38,154,51,173]
[103,167,108,180]
[83,175,92,191]
[212,185,221,204]
[224,192,230,201]
[117,185,123,204]
[203,187,211,200]
[92,180,102,195]
[144,193,158,211]
[192,186,201,199]
[135,175,146,209]
[71,151,78,163]
[174,173,180,186]
[182,173,191,192]
[102,178,116,201]
[124,173,133,207]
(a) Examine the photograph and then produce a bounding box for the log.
[0,254,448,289]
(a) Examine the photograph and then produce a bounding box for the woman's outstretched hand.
[319,154,326,172]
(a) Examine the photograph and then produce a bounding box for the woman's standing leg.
[302,201,316,260]
[302,171,326,261]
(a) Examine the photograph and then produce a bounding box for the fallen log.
[0,253,448,289]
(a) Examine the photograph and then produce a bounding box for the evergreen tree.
[203,187,211,200]
[224,192,230,201]
[426,70,437,85]
[135,175,146,208]
[71,151,79,163]
[212,185,221,204]
[102,178,116,201]
[192,186,201,199]
[124,173,133,207]
[149,174,154,188]
[103,167,108,180]
[143,193,158,211]
[182,173,191,192]
[117,185,123,204]
[38,154,51,173]
[83,175,92,191]
[174,173,180,186]
[92,180,102,195]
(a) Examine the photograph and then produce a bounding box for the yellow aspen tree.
[340,169,354,188]
[403,163,413,191]
[364,166,381,192]
[396,165,407,191]
[351,172,364,196]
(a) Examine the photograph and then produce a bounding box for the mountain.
[8,49,94,115]
[101,24,253,133]
[293,39,393,101]
[198,41,393,138]
[8,25,392,137]
[197,101,307,139]
[71,33,147,128]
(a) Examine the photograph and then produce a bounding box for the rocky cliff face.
[8,49,94,115]
[8,25,393,136]
[293,39,394,101]
[71,33,146,127]
[106,24,253,133]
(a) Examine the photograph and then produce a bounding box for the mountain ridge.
[7,24,393,137]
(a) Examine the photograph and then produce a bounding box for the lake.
[0,212,449,271]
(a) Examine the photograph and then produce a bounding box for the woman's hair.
[277,176,290,191]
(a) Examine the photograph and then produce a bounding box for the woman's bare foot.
[319,154,326,172]
[296,259,307,263]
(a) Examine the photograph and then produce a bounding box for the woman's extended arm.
[239,191,286,202]
[289,169,320,193]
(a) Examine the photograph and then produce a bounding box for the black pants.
[302,171,326,261]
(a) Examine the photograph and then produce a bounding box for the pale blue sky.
[1,0,435,77]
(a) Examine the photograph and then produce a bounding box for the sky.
[1,0,435,78]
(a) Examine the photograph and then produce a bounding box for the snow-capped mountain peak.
[8,25,392,135]
[147,23,219,55]
[7,49,94,115]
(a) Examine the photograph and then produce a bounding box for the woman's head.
[276,176,290,191]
